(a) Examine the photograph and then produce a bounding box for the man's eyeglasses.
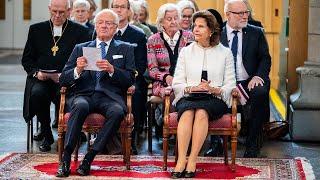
[228,10,250,17]
[112,5,128,9]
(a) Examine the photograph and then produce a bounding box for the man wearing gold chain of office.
[22,0,90,152]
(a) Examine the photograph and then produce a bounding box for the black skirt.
[175,94,228,121]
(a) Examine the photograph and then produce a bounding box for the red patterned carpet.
[0,153,314,179]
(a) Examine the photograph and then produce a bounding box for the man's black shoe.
[56,161,70,177]
[52,119,58,128]
[243,147,259,158]
[77,159,91,176]
[204,141,223,157]
[33,131,44,141]
[39,135,54,152]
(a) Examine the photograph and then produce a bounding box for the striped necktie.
[96,42,107,82]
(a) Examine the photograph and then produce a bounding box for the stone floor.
[0,54,319,178]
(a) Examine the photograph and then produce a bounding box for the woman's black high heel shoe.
[171,170,186,179]
[184,170,196,178]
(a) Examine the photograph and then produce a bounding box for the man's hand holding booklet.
[82,47,102,71]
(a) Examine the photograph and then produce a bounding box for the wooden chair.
[57,87,134,170]
[162,87,238,171]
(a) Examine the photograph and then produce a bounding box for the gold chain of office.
[49,20,69,56]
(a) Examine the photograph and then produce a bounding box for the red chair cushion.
[64,113,106,127]
[168,112,232,130]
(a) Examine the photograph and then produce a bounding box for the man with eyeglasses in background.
[111,0,148,155]
[206,0,271,158]
[22,0,90,153]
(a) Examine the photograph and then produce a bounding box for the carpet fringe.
[295,157,315,180]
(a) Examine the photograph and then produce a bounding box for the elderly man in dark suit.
[207,0,271,158]
[223,0,271,158]
[21,0,90,152]
[111,0,148,155]
[56,9,135,177]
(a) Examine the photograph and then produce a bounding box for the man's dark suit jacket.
[59,39,136,110]
[22,20,90,122]
[114,24,147,77]
[221,24,271,82]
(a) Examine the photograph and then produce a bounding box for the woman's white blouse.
[172,42,236,107]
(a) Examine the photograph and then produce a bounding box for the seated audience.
[171,10,236,178]
[56,9,135,177]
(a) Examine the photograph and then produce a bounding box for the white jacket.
[172,42,236,107]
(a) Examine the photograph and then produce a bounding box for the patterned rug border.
[0,153,315,179]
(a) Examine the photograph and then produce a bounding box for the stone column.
[289,0,320,141]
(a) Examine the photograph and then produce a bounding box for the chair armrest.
[125,87,134,125]
[58,87,67,130]
[163,86,173,128]
[231,88,239,129]
[126,87,133,115]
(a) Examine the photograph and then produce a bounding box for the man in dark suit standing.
[217,0,271,158]
[111,0,148,154]
[21,0,90,152]
[56,9,135,177]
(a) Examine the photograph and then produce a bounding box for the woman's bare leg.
[186,109,209,172]
[173,109,195,172]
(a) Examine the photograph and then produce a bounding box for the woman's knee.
[195,109,209,121]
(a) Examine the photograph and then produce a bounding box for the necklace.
[49,20,69,56]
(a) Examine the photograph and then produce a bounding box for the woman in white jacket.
[171,10,236,178]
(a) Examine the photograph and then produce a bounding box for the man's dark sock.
[84,149,99,163]
[62,147,73,163]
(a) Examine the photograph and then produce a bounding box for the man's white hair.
[49,0,71,8]
[93,9,120,25]
[176,0,195,15]
[224,0,245,14]
[73,0,90,10]
[156,3,180,32]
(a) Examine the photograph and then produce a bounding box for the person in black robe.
[21,0,90,152]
